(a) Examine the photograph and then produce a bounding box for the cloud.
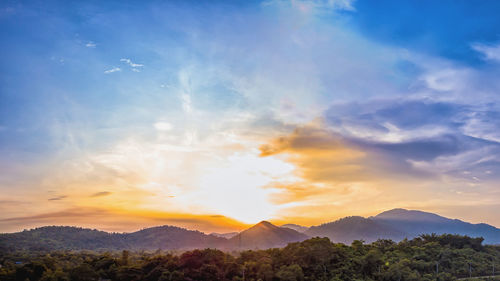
[104,67,121,74]
[153,121,173,131]
[48,195,67,201]
[324,99,500,178]
[85,41,96,48]
[120,58,144,68]
[0,207,249,233]
[90,191,112,197]
[265,0,356,12]
[471,42,500,62]
[258,98,500,219]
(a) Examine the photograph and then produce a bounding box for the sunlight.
[195,152,296,224]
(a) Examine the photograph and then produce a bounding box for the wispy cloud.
[104,67,121,74]
[120,58,144,68]
[48,195,67,201]
[90,191,112,198]
[471,42,500,62]
[85,41,96,48]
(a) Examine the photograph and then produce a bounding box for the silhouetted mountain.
[227,221,309,249]
[306,216,406,244]
[306,209,500,245]
[0,225,226,252]
[0,226,125,252]
[281,223,309,233]
[372,208,500,244]
[209,232,239,239]
[123,225,227,250]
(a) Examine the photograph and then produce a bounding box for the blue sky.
[1,0,500,232]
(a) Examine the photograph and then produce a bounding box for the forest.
[0,234,499,281]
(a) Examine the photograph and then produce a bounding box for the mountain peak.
[255,220,275,227]
[374,208,448,222]
[228,220,308,249]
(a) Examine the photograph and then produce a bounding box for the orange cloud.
[0,206,250,234]
[257,125,450,225]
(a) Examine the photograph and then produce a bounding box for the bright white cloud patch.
[154,122,173,131]
[104,67,121,74]
[120,58,144,68]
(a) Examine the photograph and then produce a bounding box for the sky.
[1,0,500,233]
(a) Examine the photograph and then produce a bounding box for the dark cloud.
[48,195,67,201]
[90,191,112,198]
[326,99,467,133]
[261,99,500,185]
[0,208,109,223]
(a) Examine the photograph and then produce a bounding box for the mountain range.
[1,208,498,252]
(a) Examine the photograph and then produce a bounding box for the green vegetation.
[1,234,499,281]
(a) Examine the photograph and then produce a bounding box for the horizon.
[2,0,500,234]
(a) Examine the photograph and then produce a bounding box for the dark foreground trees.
[1,234,499,281]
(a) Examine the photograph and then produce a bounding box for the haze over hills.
[209,232,239,239]
[1,209,499,252]
[281,223,309,233]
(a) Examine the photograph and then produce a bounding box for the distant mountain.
[0,226,125,252]
[210,232,239,239]
[122,225,227,250]
[281,223,309,233]
[227,221,309,249]
[0,225,227,252]
[372,208,500,244]
[306,209,500,245]
[306,216,406,244]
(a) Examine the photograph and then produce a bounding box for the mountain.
[0,222,308,252]
[306,209,500,245]
[1,209,499,252]
[281,223,309,233]
[0,225,227,252]
[306,216,406,244]
[372,208,500,244]
[209,232,239,239]
[122,225,227,250]
[227,221,309,249]
[0,226,125,252]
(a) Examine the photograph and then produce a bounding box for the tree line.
[1,234,499,281]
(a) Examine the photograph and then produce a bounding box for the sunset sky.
[1,0,500,233]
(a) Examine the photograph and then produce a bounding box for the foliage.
[1,234,499,281]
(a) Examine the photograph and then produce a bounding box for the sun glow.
[195,152,296,224]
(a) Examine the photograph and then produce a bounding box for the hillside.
[0,225,226,252]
